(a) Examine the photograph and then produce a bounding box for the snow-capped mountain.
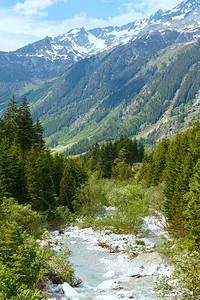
[13,21,148,64]
[0,0,200,83]
[145,0,200,39]
[13,0,200,64]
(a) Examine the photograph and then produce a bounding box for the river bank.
[44,213,172,299]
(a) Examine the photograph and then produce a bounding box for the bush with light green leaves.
[105,182,149,234]
[155,240,200,299]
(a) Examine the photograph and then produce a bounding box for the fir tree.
[16,97,36,151]
[51,153,65,198]
[33,117,45,147]
[3,95,19,143]
[25,147,57,211]
[185,160,200,250]
[60,158,87,210]
[147,138,170,186]
[164,132,190,237]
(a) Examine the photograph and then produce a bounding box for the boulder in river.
[101,252,171,278]
[95,279,122,291]
[63,282,84,298]
[95,291,136,300]
[128,252,168,277]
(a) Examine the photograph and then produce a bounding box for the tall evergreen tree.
[99,142,115,178]
[3,95,19,143]
[147,138,170,186]
[51,153,65,198]
[25,147,56,211]
[138,144,144,163]
[3,95,18,122]
[164,132,190,237]
[16,97,36,151]
[60,158,87,210]
[33,117,45,147]
[0,141,25,202]
[185,160,200,250]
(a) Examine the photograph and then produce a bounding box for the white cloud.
[14,0,66,16]
[139,0,180,13]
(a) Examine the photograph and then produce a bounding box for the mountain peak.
[13,0,200,64]
[1,0,200,81]
[165,0,200,15]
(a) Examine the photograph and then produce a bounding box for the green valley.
[26,36,200,154]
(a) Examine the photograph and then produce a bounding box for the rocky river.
[45,214,172,299]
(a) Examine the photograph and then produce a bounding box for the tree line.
[138,119,200,250]
[1,95,199,298]
[0,96,144,213]
[0,97,77,298]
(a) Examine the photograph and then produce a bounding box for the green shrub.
[106,183,149,234]
[0,198,46,236]
[46,205,75,227]
[47,247,73,284]
[74,177,149,234]
[0,262,19,299]
[144,183,166,213]
[155,240,200,299]
[11,287,44,300]
[73,174,108,218]
[112,162,133,180]
[135,239,145,246]
[0,220,74,297]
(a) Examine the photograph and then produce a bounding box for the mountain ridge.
[1,0,200,82]
[12,0,200,63]
[0,0,200,153]
[28,35,200,154]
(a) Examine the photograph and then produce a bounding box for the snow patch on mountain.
[10,0,200,66]
[172,14,185,20]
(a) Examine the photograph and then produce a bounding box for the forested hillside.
[0,0,199,155]
[137,119,200,298]
[0,97,146,298]
[0,96,199,298]
[138,119,200,244]
[0,98,81,298]
[26,38,200,154]
[0,97,145,298]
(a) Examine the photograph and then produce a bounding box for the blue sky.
[0,0,181,51]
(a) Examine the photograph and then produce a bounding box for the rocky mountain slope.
[11,0,200,64]
[29,33,200,153]
[0,0,200,153]
[1,0,200,84]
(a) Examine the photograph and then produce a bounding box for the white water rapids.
[46,215,171,299]
[65,236,156,299]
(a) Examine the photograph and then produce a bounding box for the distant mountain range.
[9,0,200,65]
[0,0,200,154]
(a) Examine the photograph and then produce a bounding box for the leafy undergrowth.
[0,198,74,300]
[155,240,200,299]
[73,176,150,235]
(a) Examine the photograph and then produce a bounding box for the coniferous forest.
[0,96,199,298]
